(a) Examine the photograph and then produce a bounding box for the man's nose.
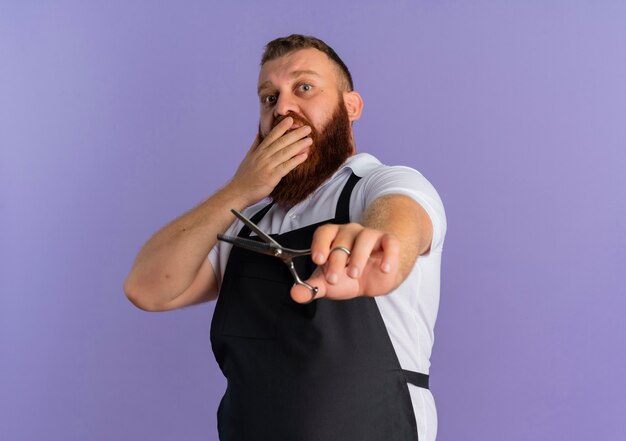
[273,92,298,118]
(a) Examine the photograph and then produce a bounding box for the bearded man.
[125,34,446,441]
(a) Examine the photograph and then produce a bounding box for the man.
[125,34,446,441]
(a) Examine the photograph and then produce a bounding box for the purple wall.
[2,1,625,440]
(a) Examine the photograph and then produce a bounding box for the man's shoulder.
[342,152,384,178]
[344,153,425,181]
[348,153,445,223]
[343,154,426,192]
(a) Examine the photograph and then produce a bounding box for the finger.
[270,135,313,165]
[265,125,312,156]
[310,224,340,265]
[324,226,361,285]
[290,268,326,304]
[379,234,400,274]
[275,149,309,178]
[258,117,294,149]
[298,268,362,301]
[291,284,316,304]
[324,247,352,284]
[346,229,381,279]
[247,133,262,153]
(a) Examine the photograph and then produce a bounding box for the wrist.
[219,181,257,210]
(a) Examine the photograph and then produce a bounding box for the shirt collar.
[308,153,381,196]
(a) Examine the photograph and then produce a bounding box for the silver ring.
[330,246,351,256]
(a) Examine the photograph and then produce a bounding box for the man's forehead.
[257,48,335,88]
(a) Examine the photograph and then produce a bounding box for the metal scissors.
[217,208,319,299]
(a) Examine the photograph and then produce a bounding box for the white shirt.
[209,153,446,441]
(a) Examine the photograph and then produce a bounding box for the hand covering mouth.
[286,123,303,133]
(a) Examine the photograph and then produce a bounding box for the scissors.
[217,209,319,300]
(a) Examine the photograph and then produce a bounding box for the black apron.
[210,173,429,441]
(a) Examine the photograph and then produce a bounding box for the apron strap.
[403,369,430,389]
[335,172,361,223]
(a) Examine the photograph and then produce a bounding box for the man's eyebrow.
[290,69,321,78]
[257,81,272,95]
[257,70,321,95]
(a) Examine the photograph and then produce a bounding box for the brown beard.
[260,98,353,207]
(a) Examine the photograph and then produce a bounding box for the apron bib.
[210,174,428,441]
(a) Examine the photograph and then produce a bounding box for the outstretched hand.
[290,223,401,304]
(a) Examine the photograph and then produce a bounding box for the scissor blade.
[231,209,281,247]
[217,234,279,256]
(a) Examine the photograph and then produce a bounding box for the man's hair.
[261,34,354,92]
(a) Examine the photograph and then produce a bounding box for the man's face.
[257,48,350,141]
[257,49,355,206]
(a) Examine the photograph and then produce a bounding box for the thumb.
[249,133,261,152]
[290,269,327,304]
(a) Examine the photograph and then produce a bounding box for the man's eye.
[299,84,312,92]
[263,95,277,105]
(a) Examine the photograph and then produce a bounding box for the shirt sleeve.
[207,219,238,291]
[354,165,447,253]
[207,244,221,286]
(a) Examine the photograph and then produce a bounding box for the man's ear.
[343,91,364,122]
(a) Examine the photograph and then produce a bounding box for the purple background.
[2,1,625,440]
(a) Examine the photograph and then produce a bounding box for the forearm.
[124,183,248,309]
[361,194,432,287]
